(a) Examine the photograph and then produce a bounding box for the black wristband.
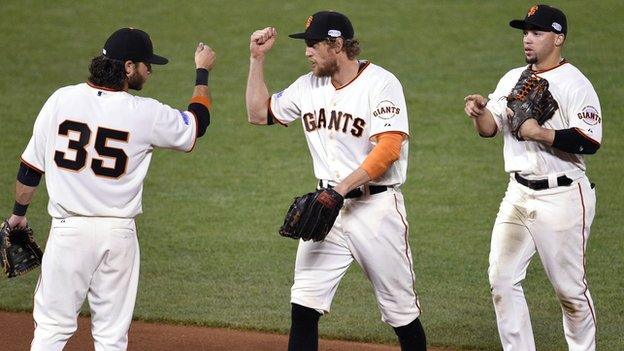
[13,201,29,216]
[196,68,209,86]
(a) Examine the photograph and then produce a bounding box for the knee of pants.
[488,270,516,295]
[554,287,590,312]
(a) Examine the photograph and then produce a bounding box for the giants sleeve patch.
[373,100,400,120]
[578,106,601,125]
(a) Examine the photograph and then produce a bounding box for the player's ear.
[333,38,344,54]
[554,34,565,47]
[124,60,136,76]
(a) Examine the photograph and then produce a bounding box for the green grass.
[1,1,623,350]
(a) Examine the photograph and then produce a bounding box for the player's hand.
[195,43,216,71]
[7,214,27,229]
[464,94,488,118]
[250,27,277,59]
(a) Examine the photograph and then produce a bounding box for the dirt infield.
[0,311,455,351]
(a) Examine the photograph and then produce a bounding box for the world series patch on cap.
[509,4,567,35]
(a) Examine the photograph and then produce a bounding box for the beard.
[127,72,146,90]
[313,58,339,77]
[525,56,538,64]
[525,53,538,65]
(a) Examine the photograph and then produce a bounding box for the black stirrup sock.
[393,317,427,351]
[288,303,321,351]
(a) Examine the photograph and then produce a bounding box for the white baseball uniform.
[22,82,198,351]
[270,61,421,327]
[485,61,601,351]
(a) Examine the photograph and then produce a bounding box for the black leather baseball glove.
[506,68,559,140]
[279,188,344,242]
[0,220,43,278]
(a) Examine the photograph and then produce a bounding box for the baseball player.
[464,5,601,350]
[5,28,215,351]
[246,11,427,351]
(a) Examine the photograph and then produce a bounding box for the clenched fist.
[250,27,277,59]
[195,42,216,71]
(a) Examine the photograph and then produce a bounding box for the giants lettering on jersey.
[302,108,365,137]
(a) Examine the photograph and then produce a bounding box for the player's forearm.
[333,168,371,197]
[192,76,211,101]
[11,162,41,220]
[186,69,212,138]
[15,180,37,206]
[246,58,270,124]
[334,133,403,196]
[13,179,37,223]
[472,108,498,137]
[192,43,215,102]
[14,162,41,214]
[520,124,555,145]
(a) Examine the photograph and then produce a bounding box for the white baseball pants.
[488,176,596,351]
[31,217,140,351]
[290,188,421,327]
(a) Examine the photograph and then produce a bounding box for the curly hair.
[88,55,126,90]
[327,38,361,60]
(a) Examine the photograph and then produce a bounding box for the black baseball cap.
[289,11,354,40]
[510,4,567,35]
[102,28,168,64]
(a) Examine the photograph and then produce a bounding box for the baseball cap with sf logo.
[509,4,567,35]
[289,11,354,40]
[102,28,169,64]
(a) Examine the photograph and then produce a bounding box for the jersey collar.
[86,81,124,92]
[530,58,568,74]
[334,60,371,91]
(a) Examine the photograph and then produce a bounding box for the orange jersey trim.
[533,59,568,74]
[394,193,422,313]
[190,96,212,110]
[20,157,44,174]
[267,97,288,127]
[577,183,597,324]
[335,61,371,91]
[86,81,123,92]
[369,131,409,142]
[573,127,600,146]
[361,132,404,180]
[186,110,199,153]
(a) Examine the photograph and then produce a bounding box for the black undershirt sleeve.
[266,108,275,125]
[17,162,43,186]
[552,128,600,155]
[187,102,210,137]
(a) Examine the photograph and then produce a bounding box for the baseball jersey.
[21,82,198,218]
[269,61,410,186]
[486,61,602,177]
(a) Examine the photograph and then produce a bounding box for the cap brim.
[147,54,168,65]
[509,19,552,32]
[288,32,327,40]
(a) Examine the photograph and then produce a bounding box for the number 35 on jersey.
[54,120,129,178]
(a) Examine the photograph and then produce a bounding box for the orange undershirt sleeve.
[190,95,212,110]
[361,132,405,180]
